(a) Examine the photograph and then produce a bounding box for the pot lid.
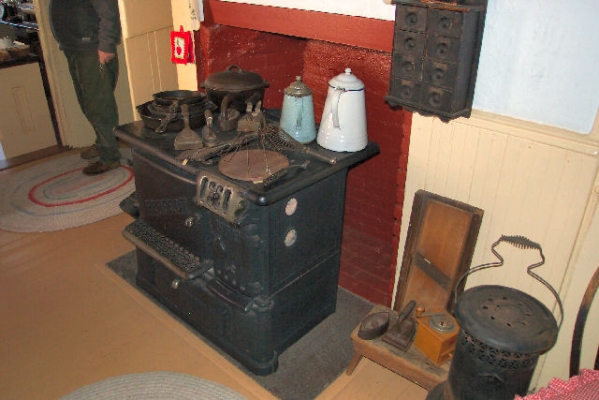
[201,65,269,92]
[284,76,312,97]
[328,68,364,91]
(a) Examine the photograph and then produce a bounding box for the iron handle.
[184,214,202,227]
[155,100,180,134]
[454,235,563,328]
[207,279,253,313]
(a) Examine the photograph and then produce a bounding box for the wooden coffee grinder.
[413,306,459,366]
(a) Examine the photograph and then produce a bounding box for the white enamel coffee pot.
[317,68,367,152]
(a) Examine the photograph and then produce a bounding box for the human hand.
[98,50,116,64]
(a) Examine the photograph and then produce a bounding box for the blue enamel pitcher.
[279,76,316,144]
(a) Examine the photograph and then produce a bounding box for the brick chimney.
[194,0,412,306]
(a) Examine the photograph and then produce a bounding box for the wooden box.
[414,314,458,366]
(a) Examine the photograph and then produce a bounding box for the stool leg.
[345,352,362,375]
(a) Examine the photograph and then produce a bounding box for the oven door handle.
[207,279,253,313]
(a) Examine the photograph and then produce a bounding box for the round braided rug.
[59,371,247,400]
[0,152,135,232]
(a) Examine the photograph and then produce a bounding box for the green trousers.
[64,50,121,164]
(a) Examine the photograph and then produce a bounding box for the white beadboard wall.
[395,111,599,390]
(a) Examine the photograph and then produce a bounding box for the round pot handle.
[226,65,243,73]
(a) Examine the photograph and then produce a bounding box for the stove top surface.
[116,111,379,206]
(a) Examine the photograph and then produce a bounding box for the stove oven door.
[132,148,213,260]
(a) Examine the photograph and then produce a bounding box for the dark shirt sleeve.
[90,0,122,54]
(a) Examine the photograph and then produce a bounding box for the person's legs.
[65,50,121,169]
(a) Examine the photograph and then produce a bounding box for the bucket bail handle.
[454,235,564,328]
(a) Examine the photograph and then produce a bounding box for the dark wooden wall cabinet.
[386,0,488,121]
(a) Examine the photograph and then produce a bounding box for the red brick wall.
[195,25,307,104]
[195,21,411,306]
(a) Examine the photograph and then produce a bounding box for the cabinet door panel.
[0,63,56,157]
[118,0,178,114]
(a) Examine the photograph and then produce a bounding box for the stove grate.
[123,219,211,280]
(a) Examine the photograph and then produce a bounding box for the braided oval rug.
[60,371,247,400]
[0,152,134,232]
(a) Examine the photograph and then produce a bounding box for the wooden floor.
[0,152,428,400]
[0,145,67,171]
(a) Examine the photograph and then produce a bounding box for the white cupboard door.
[118,0,179,118]
[0,63,56,158]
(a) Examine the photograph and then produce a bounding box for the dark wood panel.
[394,190,483,314]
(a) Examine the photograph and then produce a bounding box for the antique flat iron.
[382,300,417,351]
[174,104,204,150]
[357,312,390,340]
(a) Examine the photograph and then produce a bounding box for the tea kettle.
[317,68,367,152]
[279,76,316,144]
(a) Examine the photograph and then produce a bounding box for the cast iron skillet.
[137,101,216,133]
[152,90,208,106]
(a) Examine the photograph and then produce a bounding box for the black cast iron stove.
[116,113,379,375]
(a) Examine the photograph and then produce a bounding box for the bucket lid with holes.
[455,285,558,354]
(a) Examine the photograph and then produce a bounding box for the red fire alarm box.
[171,26,194,64]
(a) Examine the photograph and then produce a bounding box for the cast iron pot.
[200,65,269,114]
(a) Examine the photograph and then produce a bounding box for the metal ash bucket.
[428,236,562,400]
